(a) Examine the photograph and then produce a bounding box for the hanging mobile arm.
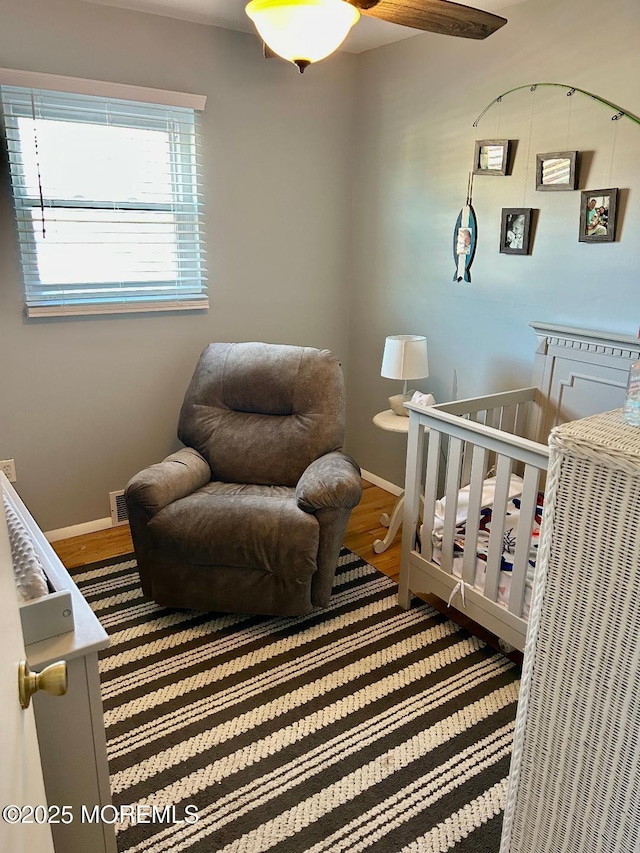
[472,82,640,129]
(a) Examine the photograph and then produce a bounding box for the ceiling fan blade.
[355,0,507,39]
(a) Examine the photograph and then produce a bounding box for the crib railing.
[399,387,550,640]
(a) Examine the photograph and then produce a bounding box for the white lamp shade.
[245,0,359,66]
[381,335,429,381]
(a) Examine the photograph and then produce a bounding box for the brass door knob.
[18,660,68,709]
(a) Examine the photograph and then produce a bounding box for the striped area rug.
[70,547,520,853]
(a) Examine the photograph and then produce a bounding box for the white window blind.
[0,82,207,316]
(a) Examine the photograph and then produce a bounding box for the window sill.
[26,298,209,318]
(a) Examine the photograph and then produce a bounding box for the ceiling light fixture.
[245,0,360,73]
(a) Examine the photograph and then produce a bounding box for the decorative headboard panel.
[529,322,639,442]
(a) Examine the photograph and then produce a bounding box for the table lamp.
[381,334,429,415]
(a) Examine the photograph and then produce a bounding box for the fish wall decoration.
[453,174,477,282]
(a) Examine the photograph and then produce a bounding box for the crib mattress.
[431,484,544,617]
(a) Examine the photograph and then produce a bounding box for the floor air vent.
[109,490,129,526]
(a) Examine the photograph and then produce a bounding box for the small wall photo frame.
[579,188,618,243]
[536,151,578,191]
[500,208,532,255]
[473,139,510,176]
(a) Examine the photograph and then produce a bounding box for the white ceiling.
[82,0,526,54]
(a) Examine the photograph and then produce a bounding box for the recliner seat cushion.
[147,482,319,578]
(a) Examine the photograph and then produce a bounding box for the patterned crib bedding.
[430,475,544,617]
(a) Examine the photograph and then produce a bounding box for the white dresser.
[500,409,640,852]
[3,475,116,853]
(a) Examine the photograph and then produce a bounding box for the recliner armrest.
[296,451,362,513]
[125,448,211,518]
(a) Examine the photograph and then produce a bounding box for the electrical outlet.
[0,458,17,482]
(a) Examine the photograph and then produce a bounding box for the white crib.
[398,322,640,651]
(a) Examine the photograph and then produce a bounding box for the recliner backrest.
[178,342,345,486]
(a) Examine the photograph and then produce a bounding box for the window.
[0,81,207,316]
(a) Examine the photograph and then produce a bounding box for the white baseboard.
[45,516,113,542]
[360,469,403,497]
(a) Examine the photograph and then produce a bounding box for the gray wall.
[347,0,640,488]
[2,0,639,530]
[0,0,356,529]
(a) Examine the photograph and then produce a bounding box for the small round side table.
[371,409,425,554]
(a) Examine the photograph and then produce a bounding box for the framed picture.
[473,139,510,176]
[579,188,618,243]
[500,208,532,255]
[536,151,577,191]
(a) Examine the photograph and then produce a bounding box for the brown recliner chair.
[125,342,362,616]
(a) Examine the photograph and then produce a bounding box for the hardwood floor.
[51,480,521,661]
[52,522,135,570]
